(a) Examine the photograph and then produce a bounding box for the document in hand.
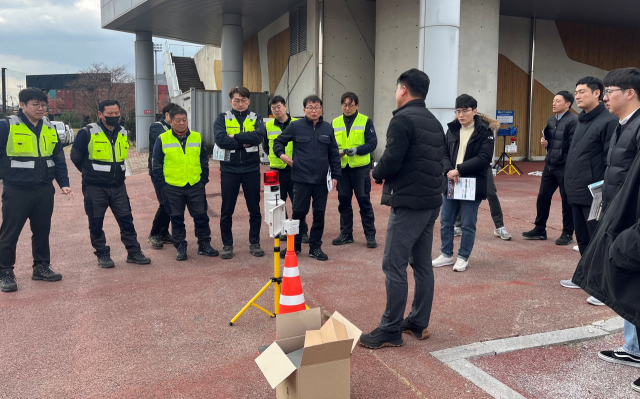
[327,167,332,192]
[587,180,604,221]
[212,144,231,162]
[447,178,476,201]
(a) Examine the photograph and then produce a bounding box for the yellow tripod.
[497,155,522,176]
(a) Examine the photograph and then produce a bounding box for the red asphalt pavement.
[0,156,622,398]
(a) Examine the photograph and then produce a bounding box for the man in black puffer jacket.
[523,91,577,245]
[359,69,445,349]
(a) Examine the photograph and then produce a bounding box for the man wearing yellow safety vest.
[151,106,218,261]
[71,99,151,268]
[213,86,265,260]
[0,88,73,293]
[331,92,378,249]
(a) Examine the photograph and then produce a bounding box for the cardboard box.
[255,308,362,399]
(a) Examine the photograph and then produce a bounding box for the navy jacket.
[213,109,264,174]
[148,119,171,176]
[151,130,209,187]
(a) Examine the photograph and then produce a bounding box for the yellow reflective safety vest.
[332,113,370,168]
[266,117,297,169]
[160,130,202,187]
[224,110,258,134]
[3,115,58,184]
[81,123,129,186]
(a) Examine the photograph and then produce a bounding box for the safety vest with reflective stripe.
[224,111,258,135]
[160,130,202,187]
[87,123,129,166]
[266,117,297,169]
[3,115,58,184]
[332,113,370,168]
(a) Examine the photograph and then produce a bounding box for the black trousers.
[272,167,294,204]
[82,184,141,256]
[0,185,55,271]
[162,183,211,248]
[337,166,376,237]
[572,204,597,255]
[455,166,504,229]
[220,171,262,246]
[292,182,328,250]
[534,165,574,235]
[149,176,171,238]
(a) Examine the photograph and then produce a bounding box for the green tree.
[124,108,136,143]
[59,110,83,129]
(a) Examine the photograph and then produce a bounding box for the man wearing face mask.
[71,99,151,268]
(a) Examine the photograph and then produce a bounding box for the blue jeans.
[623,320,640,356]
[440,195,482,260]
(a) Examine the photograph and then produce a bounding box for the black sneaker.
[126,251,151,265]
[176,243,188,261]
[366,235,377,248]
[160,233,174,244]
[632,377,640,392]
[148,235,163,249]
[359,328,403,349]
[332,234,354,246]
[301,234,310,243]
[97,254,115,268]
[280,246,301,258]
[309,248,328,261]
[32,263,62,282]
[401,318,430,340]
[0,271,17,292]
[221,245,234,260]
[250,244,265,257]
[555,233,573,246]
[198,243,219,257]
[598,349,640,368]
[522,228,547,240]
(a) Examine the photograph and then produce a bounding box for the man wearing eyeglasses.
[273,95,341,261]
[213,86,265,260]
[331,92,378,249]
[0,88,73,292]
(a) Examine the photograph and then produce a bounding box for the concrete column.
[134,31,154,152]
[419,0,460,129]
[221,14,243,112]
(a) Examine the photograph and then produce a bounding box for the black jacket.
[151,130,210,187]
[372,99,445,210]
[543,111,578,169]
[337,111,378,161]
[148,119,171,176]
[443,114,496,201]
[71,120,127,187]
[213,110,264,174]
[263,115,294,171]
[0,110,70,189]
[573,149,640,329]
[564,103,618,206]
[273,116,341,185]
[602,109,640,209]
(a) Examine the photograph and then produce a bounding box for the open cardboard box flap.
[276,307,321,341]
[329,311,362,352]
[255,342,298,389]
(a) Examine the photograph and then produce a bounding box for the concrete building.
[102,0,640,156]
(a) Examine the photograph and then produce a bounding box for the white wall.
[194,46,221,90]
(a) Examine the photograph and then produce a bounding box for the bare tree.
[67,63,135,121]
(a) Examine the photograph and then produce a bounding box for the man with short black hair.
[273,95,341,261]
[359,69,446,349]
[523,91,577,245]
[214,87,265,259]
[152,106,217,261]
[147,102,177,249]
[71,99,150,269]
[331,92,378,248]
[0,88,73,292]
[263,96,296,208]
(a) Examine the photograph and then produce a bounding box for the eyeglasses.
[231,98,249,104]
[604,88,624,96]
[454,108,473,115]
[270,105,284,111]
[28,103,47,110]
[305,106,322,111]
[341,103,357,109]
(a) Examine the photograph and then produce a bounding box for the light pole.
[153,43,163,114]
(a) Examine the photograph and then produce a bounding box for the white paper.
[245,145,259,153]
[327,167,332,192]
[447,178,476,201]
[211,144,230,161]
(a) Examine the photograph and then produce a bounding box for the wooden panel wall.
[243,35,262,92]
[531,80,555,157]
[267,28,290,95]
[556,21,640,70]
[214,60,222,91]
[496,54,530,157]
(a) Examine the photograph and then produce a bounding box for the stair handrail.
[163,41,182,99]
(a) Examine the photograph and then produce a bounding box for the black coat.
[372,99,446,210]
[602,110,640,209]
[543,112,578,170]
[213,110,264,174]
[443,114,496,201]
[564,103,617,206]
[273,116,341,185]
[148,119,171,176]
[573,149,640,329]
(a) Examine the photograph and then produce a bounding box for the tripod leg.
[230,280,274,326]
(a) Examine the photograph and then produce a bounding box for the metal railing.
[163,41,182,100]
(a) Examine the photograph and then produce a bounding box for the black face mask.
[104,116,120,127]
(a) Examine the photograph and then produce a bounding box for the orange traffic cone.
[278,235,306,314]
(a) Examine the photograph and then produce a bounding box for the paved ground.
[0,155,634,399]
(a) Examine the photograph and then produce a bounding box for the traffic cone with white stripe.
[279,235,306,314]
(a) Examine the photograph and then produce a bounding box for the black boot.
[198,243,219,257]
[359,328,403,349]
[522,228,547,240]
[160,232,174,244]
[176,242,188,261]
[32,263,62,282]
[127,251,151,264]
[401,318,430,340]
[309,248,328,261]
[332,233,354,246]
[555,233,573,246]
[366,235,378,248]
[0,270,17,292]
[97,253,115,268]
[148,235,163,249]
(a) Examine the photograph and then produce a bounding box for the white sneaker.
[560,279,580,288]
[573,245,579,252]
[453,227,462,237]
[453,258,468,272]
[494,227,512,241]
[432,255,454,268]
[587,296,605,306]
